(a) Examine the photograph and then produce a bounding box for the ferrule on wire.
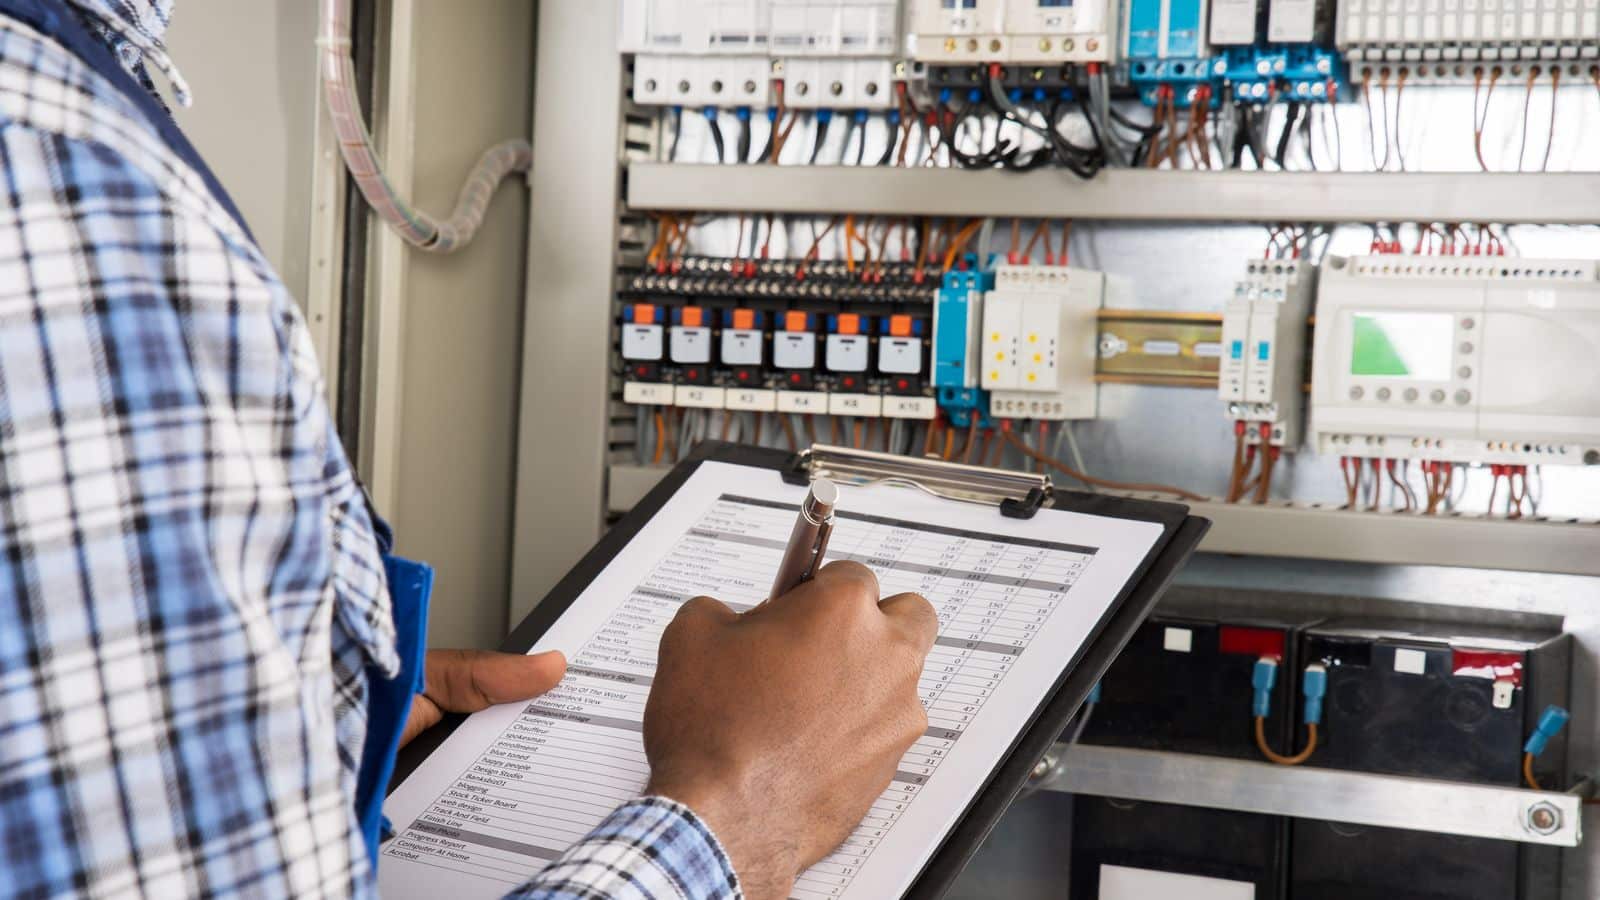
[1302,664,1328,726]
[735,107,751,122]
[1252,657,1278,718]
[1524,705,1570,757]
[817,109,834,124]
[853,109,868,125]
[1088,682,1102,705]
[702,106,719,121]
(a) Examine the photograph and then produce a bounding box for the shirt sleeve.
[503,798,741,900]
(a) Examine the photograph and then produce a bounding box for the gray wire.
[636,406,650,466]
[1063,422,1095,491]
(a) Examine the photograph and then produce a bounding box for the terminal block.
[933,267,996,427]
[980,265,1108,421]
[621,303,673,406]
[1219,260,1314,449]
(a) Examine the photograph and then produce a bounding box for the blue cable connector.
[1252,658,1278,718]
[1525,706,1571,757]
[1302,664,1328,726]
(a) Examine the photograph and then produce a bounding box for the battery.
[1072,607,1322,900]
[1290,617,1572,900]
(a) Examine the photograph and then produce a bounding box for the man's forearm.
[504,798,740,900]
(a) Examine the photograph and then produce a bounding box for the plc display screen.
[1348,312,1453,380]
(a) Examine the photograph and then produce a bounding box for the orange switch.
[888,315,913,337]
[785,311,809,332]
[837,313,861,335]
[680,306,704,328]
[632,303,657,325]
[732,309,756,330]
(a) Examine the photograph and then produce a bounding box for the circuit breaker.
[1333,0,1599,81]
[621,303,673,405]
[774,310,829,412]
[1310,256,1600,466]
[1002,0,1120,63]
[879,314,937,419]
[979,265,1107,421]
[621,0,774,106]
[1220,260,1315,448]
[911,0,1006,63]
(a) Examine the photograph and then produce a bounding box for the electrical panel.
[979,265,1108,420]
[1220,260,1315,449]
[1310,256,1600,466]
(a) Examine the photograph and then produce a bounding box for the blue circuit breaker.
[932,267,994,429]
[1126,0,1218,107]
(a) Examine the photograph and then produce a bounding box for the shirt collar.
[66,0,191,106]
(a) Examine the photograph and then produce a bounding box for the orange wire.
[1524,752,1541,790]
[1256,718,1318,766]
[1001,429,1209,502]
[1058,220,1072,267]
[652,411,666,465]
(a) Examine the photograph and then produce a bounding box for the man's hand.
[400,649,568,747]
[643,561,938,900]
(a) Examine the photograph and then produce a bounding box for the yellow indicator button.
[1028,333,1039,343]
[991,332,1001,341]
[995,352,1005,361]
[1026,372,1038,383]
[989,370,1000,381]
[1033,353,1043,363]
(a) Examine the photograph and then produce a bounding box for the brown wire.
[960,420,979,464]
[1254,449,1278,505]
[831,416,843,446]
[852,419,864,450]
[653,410,667,465]
[779,413,798,452]
[1541,68,1560,173]
[1226,430,1247,503]
[1256,718,1318,766]
[1000,430,1209,502]
[803,414,816,446]
[1473,68,1500,172]
[1525,752,1541,791]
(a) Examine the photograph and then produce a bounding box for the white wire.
[319,0,531,253]
[1063,422,1095,492]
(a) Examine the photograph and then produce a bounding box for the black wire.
[736,116,751,164]
[668,108,683,162]
[757,117,777,163]
[854,119,869,166]
[708,117,726,163]
[877,116,896,166]
[1275,101,1303,170]
[809,114,831,165]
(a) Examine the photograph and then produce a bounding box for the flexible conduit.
[319,0,532,253]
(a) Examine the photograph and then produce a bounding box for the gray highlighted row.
[409,820,563,862]
[567,664,653,687]
[523,704,644,733]
[934,636,1024,657]
[687,528,1079,596]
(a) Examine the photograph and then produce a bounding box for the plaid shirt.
[0,3,738,898]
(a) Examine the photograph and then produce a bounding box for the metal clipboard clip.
[781,444,1054,520]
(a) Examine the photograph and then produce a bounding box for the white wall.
[164,1,319,304]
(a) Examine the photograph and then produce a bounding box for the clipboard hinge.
[785,445,1054,515]
[1001,487,1049,520]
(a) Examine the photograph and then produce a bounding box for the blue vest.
[0,0,432,867]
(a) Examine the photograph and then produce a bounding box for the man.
[0,2,938,899]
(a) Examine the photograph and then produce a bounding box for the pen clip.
[803,519,834,583]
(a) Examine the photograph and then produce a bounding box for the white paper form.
[378,462,1165,900]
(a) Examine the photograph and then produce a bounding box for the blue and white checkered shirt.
[0,3,739,898]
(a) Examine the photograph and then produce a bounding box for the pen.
[769,478,838,601]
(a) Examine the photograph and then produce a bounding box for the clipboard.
[392,441,1210,900]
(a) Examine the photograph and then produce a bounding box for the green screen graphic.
[1349,312,1453,380]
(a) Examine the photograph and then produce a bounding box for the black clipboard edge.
[903,514,1211,900]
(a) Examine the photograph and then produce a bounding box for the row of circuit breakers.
[1059,607,1572,900]
[620,255,1600,468]
[620,0,1600,111]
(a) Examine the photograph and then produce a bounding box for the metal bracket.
[1040,744,1585,848]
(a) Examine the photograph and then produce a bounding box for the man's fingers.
[879,592,938,653]
[784,560,879,610]
[423,649,569,714]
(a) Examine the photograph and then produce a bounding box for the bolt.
[1029,753,1060,782]
[1527,802,1561,835]
[644,78,658,92]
